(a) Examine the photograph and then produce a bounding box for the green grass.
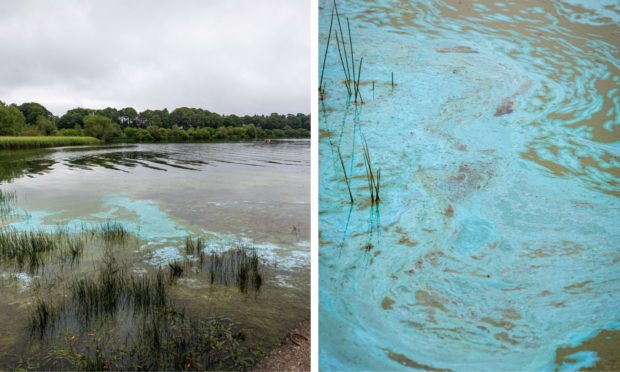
[0,189,16,217]
[0,136,100,150]
[0,227,86,273]
[204,246,263,293]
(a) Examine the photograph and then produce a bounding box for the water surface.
[319,1,619,370]
[0,142,310,367]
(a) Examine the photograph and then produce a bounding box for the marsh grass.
[47,310,260,371]
[319,5,336,98]
[168,260,184,282]
[337,147,354,203]
[0,136,100,150]
[94,220,128,244]
[361,134,381,204]
[0,189,16,218]
[30,298,65,339]
[31,251,260,371]
[203,245,263,293]
[185,236,206,266]
[0,228,86,273]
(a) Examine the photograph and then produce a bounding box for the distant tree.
[58,108,92,129]
[18,102,53,125]
[0,101,26,135]
[83,114,121,142]
[97,107,120,123]
[118,107,138,127]
[36,115,57,135]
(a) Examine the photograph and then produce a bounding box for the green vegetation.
[94,220,128,244]
[0,218,268,370]
[361,134,381,204]
[0,136,100,150]
[0,100,310,148]
[30,252,260,370]
[0,228,86,273]
[46,311,259,371]
[320,0,364,103]
[185,236,263,293]
[204,246,263,293]
[0,189,16,217]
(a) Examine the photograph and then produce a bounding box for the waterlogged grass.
[46,311,260,371]
[93,220,128,244]
[0,228,85,273]
[0,189,16,218]
[204,246,263,293]
[185,236,263,292]
[0,136,100,150]
[0,218,270,370]
[30,252,261,370]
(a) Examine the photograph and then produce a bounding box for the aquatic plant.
[95,220,128,244]
[185,235,205,266]
[30,250,260,371]
[0,189,16,218]
[185,236,204,256]
[337,147,354,203]
[320,5,336,98]
[204,245,263,293]
[361,134,381,204]
[0,228,86,273]
[30,298,62,339]
[46,311,261,371]
[168,260,184,281]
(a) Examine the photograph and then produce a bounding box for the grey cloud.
[0,0,310,115]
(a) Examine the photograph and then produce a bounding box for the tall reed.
[361,134,381,203]
[337,147,354,203]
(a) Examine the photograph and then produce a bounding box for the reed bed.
[31,252,170,336]
[94,220,128,244]
[0,189,16,217]
[46,310,257,371]
[0,136,100,150]
[32,252,258,370]
[203,245,263,293]
[0,228,85,273]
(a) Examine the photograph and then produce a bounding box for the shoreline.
[254,315,311,372]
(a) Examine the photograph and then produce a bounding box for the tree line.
[0,101,310,142]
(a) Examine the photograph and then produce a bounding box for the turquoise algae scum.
[319,0,619,370]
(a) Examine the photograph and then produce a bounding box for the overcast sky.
[0,0,309,116]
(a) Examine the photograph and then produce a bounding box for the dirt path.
[253,316,311,372]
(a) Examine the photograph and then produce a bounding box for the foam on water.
[319,0,619,370]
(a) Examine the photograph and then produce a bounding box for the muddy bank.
[253,316,311,372]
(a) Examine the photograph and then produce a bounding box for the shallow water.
[319,0,619,370]
[0,142,309,367]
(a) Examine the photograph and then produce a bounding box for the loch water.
[319,1,619,370]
